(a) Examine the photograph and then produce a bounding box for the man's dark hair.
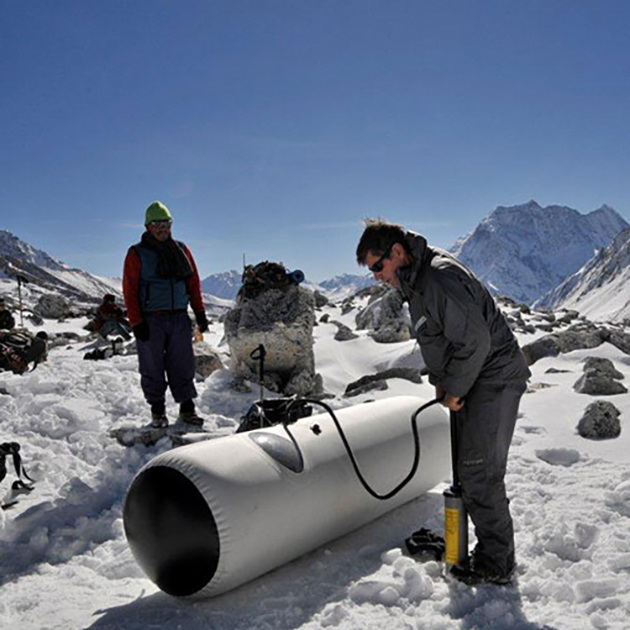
[356,218,408,265]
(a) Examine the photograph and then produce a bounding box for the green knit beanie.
[144,201,173,225]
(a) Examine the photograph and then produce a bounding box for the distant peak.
[594,203,616,213]
[494,200,542,213]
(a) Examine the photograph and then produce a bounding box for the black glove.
[195,311,209,333]
[132,321,150,342]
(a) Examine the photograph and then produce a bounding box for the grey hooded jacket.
[397,232,530,398]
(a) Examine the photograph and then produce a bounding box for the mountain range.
[0,229,120,305]
[450,201,628,304]
[2,201,629,321]
[200,269,374,301]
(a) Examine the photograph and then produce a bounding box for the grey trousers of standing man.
[135,311,197,406]
[453,380,527,574]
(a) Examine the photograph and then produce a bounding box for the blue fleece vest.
[134,244,190,312]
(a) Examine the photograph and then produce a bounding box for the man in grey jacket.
[356,218,531,584]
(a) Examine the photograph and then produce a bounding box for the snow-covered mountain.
[317,273,375,300]
[535,226,630,323]
[201,270,374,302]
[200,270,242,300]
[450,201,629,304]
[0,229,121,304]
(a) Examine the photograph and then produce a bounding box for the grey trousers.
[136,312,197,406]
[453,380,527,573]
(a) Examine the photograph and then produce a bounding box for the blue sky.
[1,1,630,282]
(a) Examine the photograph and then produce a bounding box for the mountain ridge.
[450,201,629,303]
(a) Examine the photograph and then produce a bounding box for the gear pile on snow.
[0,329,48,374]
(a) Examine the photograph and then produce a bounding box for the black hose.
[284,397,444,501]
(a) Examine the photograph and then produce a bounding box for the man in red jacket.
[123,201,209,428]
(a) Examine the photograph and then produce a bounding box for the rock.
[527,382,556,392]
[573,356,628,395]
[35,294,71,319]
[521,328,607,365]
[28,312,45,326]
[545,367,571,374]
[536,323,555,333]
[110,422,215,448]
[344,367,423,397]
[353,284,412,346]
[573,373,627,396]
[356,285,408,331]
[557,310,580,324]
[319,313,330,323]
[332,321,359,341]
[582,357,624,380]
[224,285,320,397]
[285,370,323,398]
[577,401,621,439]
[313,291,329,308]
[341,301,356,315]
[371,320,411,343]
[193,341,224,379]
[345,379,389,397]
[535,311,556,323]
[516,324,537,335]
[608,330,630,355]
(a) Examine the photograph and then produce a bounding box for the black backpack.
[0,330,48,374]
[236,397,313,433]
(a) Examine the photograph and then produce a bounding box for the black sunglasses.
[368,244,394,273]
[149,219,172,227]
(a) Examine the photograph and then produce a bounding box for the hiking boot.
[150,412,169,429]
[178,400,204,426]
[450,551,515,586]
[150,401,168,428]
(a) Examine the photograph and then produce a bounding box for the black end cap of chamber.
[123,466,219,597]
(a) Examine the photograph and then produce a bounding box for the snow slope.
[1,301,630,630]
[535,227,630,323]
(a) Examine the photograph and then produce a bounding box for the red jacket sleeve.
[183,245,205,314]
[123,248,143,328]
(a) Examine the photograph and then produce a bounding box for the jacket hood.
[397,231,430,292]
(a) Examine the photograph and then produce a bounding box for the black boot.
[178,400,204,426]
[150,401,168,429]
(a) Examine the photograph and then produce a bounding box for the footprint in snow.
[535,448,581,467]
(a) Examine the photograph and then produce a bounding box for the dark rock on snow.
[344,367,423,397]
[577,401,621,439]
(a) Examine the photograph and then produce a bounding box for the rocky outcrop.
[313,291,329,308]
[331,321,359,342]
[582,357,624,380]
[35,294,71,320]
[355,285,411,344]
[577,401,621,439]
[521,323,630,365]
[344,367,423,397]
[224,285,321,397]
[573,357,627,396]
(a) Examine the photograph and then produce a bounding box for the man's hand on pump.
[435,383,465,412]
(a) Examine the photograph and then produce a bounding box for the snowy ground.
[1,300,629,630]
